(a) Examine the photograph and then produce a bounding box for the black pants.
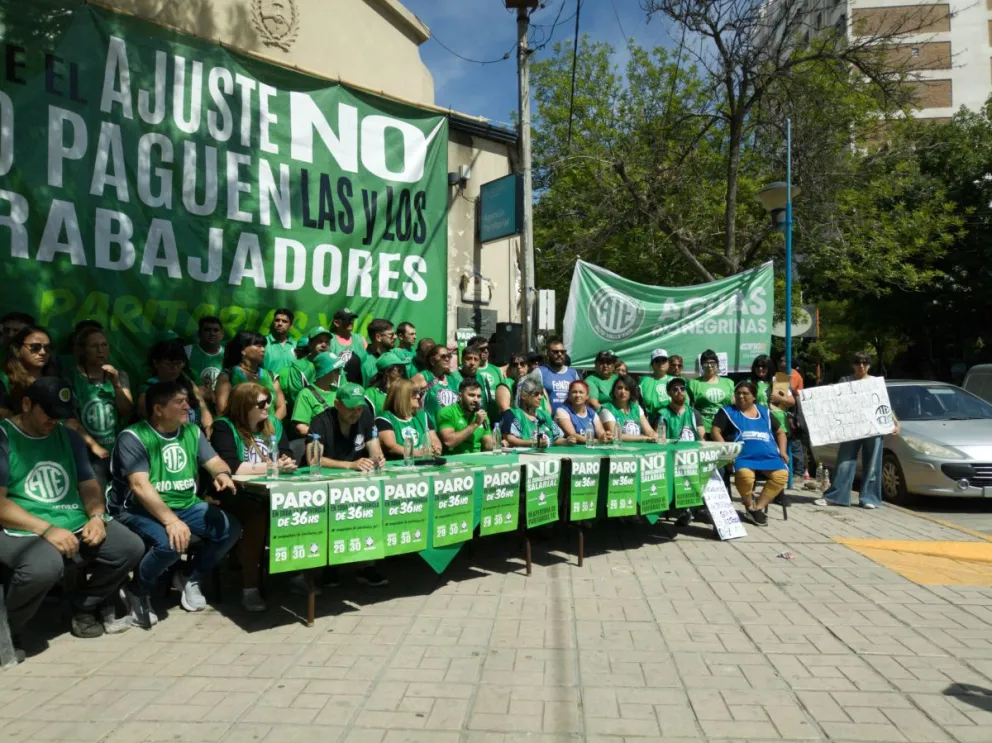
[0,521,145,634]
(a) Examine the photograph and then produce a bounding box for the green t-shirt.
[639,375,673,421]
[185,344,224,389]
[126,420,201,511]
[263,335,297,376]
[436,403,487,455]
[751,378,770,406]
[658,405,701,442]
[69,368,121,448]
[361,353,387,387]
[477,363,504,393]
[375,410,430,455]
[687,377,735,433]
[585,373,616,406]
[422,370,463,425]
[279,357,316,406]
[0,419,86,535]
[292,386,336,426]
[599,402,646,436]
[365,387,387,416]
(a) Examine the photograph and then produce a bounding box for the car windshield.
[888,385,992,421]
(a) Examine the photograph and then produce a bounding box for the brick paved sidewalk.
[3,492,992,742]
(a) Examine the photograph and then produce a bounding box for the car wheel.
[881,452,913,506]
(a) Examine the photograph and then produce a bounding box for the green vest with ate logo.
[128,421,201,511]
[69,368,119,448]
[1,419,85,535]
[378,410,429,449]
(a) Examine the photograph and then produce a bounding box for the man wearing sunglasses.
[109,382,240,627]
[360,319,397,386]
[539,338,581,415]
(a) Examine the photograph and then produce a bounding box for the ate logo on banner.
[590,288,644,341]
[24,462,70,503]
[162,444,188,473]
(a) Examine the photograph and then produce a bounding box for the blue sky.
[401,0,668,127]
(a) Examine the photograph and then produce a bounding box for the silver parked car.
[814,380,992,504]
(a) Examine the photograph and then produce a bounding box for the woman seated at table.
[599,374,657,443]
[375,378,442,459]
[554,380,607,444]
[500,377,569,449]
[210,382,297,611]
[709,380,788,528]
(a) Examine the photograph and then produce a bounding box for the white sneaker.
[862,503,878,509]
[288,574,322,596]
[178,576,207,612]
[241,588,267,613]
[121,586,158,629]
[813,498,828,506]
[100,604,134,634]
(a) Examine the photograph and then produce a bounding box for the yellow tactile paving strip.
[835,538,992,586]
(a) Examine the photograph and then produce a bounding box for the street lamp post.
[756,119,797,484]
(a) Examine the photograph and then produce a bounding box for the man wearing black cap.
[330,308,368,386]
[585,351,617,411]
[0,378,145,649]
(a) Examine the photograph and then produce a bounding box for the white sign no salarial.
[798,376,895,447]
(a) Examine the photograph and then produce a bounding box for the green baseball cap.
[308,325,331,341]
[154,330,180,344]
[375,350,408,372]
[313,352,345,378]
[296,335,310,350]
[336,382,366,408]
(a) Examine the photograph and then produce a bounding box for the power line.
[428,31,517,65]
[529,0,570,52]
[566,0,582,150]
[610,0,632,50]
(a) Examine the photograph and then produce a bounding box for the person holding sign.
[412,344,462,426]
[215,332,287,438]
[554,380,607,444]
[375,379,442,459]
[688,349,735,436]
[184,316,225,402]
[278,327,332,409]
[710,381,788,527]
[599,375,657,443]
[814,352,900,509]
[138,339,213,435]
[0,378,145,647]
[210,383,296,613]
[110,382,241,627]
[437,380,494,454]
[292,352,346,437]
[585,351,618,411]
[500,377,568,449]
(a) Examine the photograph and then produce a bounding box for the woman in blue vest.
[553,380,606,444]
[710,380,788,527]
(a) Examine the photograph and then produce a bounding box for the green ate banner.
[563,260,773,373]
[568,456,601,521]
[637,450,670,515]
[327,478,385,565]
[268,481,328,574]
[0,5,448,375]
[382,475,429,557]
[431,471,475,547]
[673,448,704,509]
[606,455,638,517]
[524,458,560,528]
[480,465,520,536]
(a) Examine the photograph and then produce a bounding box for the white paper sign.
[798,376,895,447]
[702,471,747,541]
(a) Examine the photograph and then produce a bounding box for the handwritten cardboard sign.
[701,472,746,541]
[798,377,895,447]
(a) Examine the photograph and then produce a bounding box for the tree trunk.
[723,111,745,273]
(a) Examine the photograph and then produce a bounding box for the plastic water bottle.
[822,467,830,493]
[403,433,415,467]
[585,422,595,448]
[815,463,824,490]
[492,423,503,454]
[656,427,665,446]
[612,423,621,448]
[309,433,323,477]
[267,435,280,479]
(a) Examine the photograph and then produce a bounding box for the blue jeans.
[117,501,242,593]
[789,435,805,478]
[823,436,883,507]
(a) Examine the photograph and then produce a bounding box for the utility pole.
[509,0,538,351]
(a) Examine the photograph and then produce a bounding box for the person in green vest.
[657,377,705,528]
[215,331,287,439]
[66,327,134,491]
[209,381,296,612]
[278,326,332,408]
[599,375,658,443]
[110,381,240,628]
[437,379,494,455]
[374,378,442,459]
[584,350,618,411]
[0,378,145,648]
[687,349,735,437]
[330,308,368,385]
[184,316,225,404]
[263,308,297,376]
[360,319,397,385]
[639,348,674,427]
[457,347,494,418]
[498,376,567,449]
[412,344,462,426]
[364,350,407,417]
[138,339,213,434]
[292,352,345,437]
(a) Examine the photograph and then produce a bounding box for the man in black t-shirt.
[307,383,385,472]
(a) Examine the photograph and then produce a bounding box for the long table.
[237,441,741,625]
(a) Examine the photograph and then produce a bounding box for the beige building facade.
[95,0,522,344]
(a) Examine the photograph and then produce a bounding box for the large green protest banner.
[563,260,773,373]
[0,4,448,375]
